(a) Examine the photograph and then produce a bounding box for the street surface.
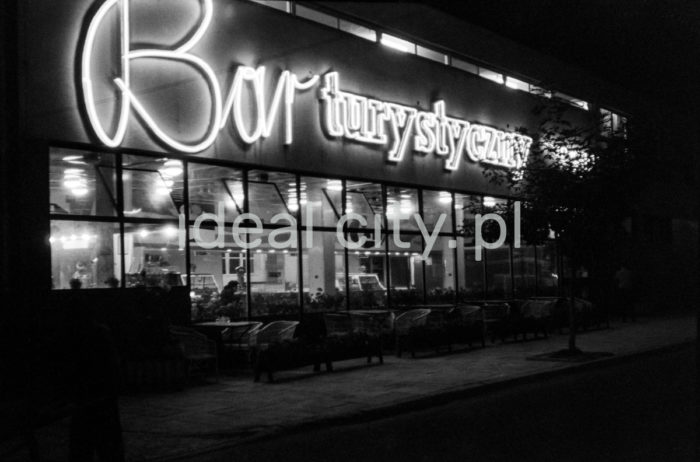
[182,345,696,462]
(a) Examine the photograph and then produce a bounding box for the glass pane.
[513,244,537,298]
[388,234,423,306]
[248,170,297,224]
[386,186,419,232]
[300,176,342,228]
[188,163,243,223]
[421,189,453,232]
[346,181,384,231]
[455,194,481,245]
[338,19,376,42]
[485,246,511,299]
[49,148,117,216]
[189,238,248,322]
[302,231,345,312]
[457,236,484,301]
[347,246,387,309]
[122,155,183,219]
[425,236,456,303]
[537,241,559,296]
[123,222,186,288]
[250,229,299,317]
[50,220,120,289]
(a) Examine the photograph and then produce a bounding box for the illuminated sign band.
[320,73,532,170]
[80,0,532,172]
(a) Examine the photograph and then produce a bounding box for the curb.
[152,339,696,462]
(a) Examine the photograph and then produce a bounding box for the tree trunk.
[568,248,577,353]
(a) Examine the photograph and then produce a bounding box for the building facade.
[1,0,697,322]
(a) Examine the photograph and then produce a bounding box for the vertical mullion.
[418,189,427,304]
[295,174,304,318]
[343,179,350,312]
[243,170,252,319]
[509,200,515,299]
[450,191,458,306]
[183,159,191,292]
[116,152,126,288]
[382,184,392,310]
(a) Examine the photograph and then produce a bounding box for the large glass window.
[248,170,298,223]
[386,186,419,232]
[49,148,117,216]
[50,220,120,289]
[48,147,564,315]
[456,194,484,300]
[188,163,243,223]
[122,155,184,219]
[346,181,384,231]
[302,231,345,311]
[300,176,342,228]
[483,197,511,299]
[512,244,537,298]
[250,229,299,318]
[425,236,456,303]
[123,222,185,288]
[537,240,559,296]
[421,189,453,232]
[388,234,424,306]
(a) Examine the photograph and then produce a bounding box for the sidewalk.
[28,315,699,461]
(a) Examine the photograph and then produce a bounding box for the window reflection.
[347,245,387,309]
[122,155,183,219]
[248,170,297,223]
[299,176,342,228]
[188,163,243,223]
[425,236,456,303]
[302,231,345,311]
[250,230,299,317]
[50,220,120,289]
[421,190,453,232]
[386,187,419,232]
[49,148,117,216]
[388,234,423,306]
[123,223,185,288]
[346,181,383,230]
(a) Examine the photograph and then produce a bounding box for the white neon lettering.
[319,73,532,172]
[81,1,531,172]
[82,0,317,153]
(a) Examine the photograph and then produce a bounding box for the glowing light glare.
[438,191,452,203]
[483,196,497,208]
[139,229,150,238]
[162,226,178,238]
[326,179,342,191]
[380,33,413,53]
[81,0,317,153]
[159,160,183,177]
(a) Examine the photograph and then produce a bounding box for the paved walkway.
[22,315,698,461]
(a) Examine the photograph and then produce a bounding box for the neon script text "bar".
[81,0,319,153]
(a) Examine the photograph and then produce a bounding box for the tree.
[483,97,642,353]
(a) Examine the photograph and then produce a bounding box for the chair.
[250,321,298,346]
[394,309,430,357]
[169,326,218,383]
[250,321,306,382]
[221,322,263,368]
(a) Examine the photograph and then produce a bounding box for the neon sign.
[81,0,318,153]
[319,73,532,170]
[80,0,531,171]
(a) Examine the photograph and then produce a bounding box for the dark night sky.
[424,0,700,111]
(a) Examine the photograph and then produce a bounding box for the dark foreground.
[182,344,697,462]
